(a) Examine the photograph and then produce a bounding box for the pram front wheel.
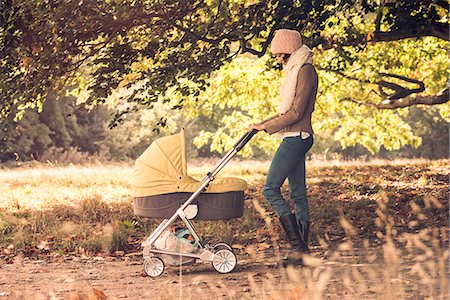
[212,249,237,274]
[144,257,165,277]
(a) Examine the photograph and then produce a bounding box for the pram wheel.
[212,249,237,274]
[144,257,165,277]
[213,242,233,251]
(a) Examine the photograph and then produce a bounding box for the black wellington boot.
[279,214,309,266]
[298,220,310,251]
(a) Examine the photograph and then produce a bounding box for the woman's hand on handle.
[248,123,266,132]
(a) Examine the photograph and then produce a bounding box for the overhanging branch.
[341,87,449,109]
[322,68,448,109]
[378,73,425,100]
[311,19,449,51]
[372,22,449,42]
[320,68,427,101]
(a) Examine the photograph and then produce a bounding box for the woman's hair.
[281,54,291,61]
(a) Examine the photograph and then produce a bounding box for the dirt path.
[3,251,282,300]
[2,253,281,299]
[1,245,448,300]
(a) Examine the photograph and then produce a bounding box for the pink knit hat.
[270,29,303,54]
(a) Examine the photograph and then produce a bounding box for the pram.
[131,129,256,277]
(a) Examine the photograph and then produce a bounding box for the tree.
[0,110,53,161]
[1,1,448,118]
[1,0,448,156]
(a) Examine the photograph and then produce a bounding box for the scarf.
[279,45,313,114]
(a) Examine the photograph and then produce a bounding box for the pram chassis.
[142,130,257,277]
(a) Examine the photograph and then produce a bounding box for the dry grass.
[0,158,448,299]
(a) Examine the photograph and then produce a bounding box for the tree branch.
[317,67,371,83]
[313,20,449,51]
[372,22,449,42]
[240,1,289,57]
[377,73,426,100]
[323,68,446,108]
[341,87,449,109]
[433,0,449,10]
[205,0,224,35]
[374,4,383,34]
[430,21,449,41]
[320,68,427,101]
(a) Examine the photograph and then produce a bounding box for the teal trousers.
[262,135,313,222]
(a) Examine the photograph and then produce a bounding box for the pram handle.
[234,129,258,152]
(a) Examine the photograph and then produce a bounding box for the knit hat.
[270,29,303,54]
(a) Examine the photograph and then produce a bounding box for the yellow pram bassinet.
[131,129,247,220]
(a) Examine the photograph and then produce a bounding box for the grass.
[0,158,448,298]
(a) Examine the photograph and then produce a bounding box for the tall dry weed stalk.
[236,189,448,299]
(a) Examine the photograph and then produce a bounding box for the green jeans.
[262,135,313,222]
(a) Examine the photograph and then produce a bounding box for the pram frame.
[141,130,257,276]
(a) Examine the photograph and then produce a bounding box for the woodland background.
[0,1,448,298]
[0,0,449,164]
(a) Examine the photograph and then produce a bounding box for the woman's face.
[275,53,289,65]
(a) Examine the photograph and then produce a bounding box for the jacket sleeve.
[259,114,279,125]
[263,65,316,135]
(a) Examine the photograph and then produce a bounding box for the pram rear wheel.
[144,257,165,277]
[212,249,237,274]
[213,242,233,251]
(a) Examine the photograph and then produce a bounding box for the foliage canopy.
[1,0,448,115]
[1,0,448,156]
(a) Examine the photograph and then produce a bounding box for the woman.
[248,29,318,266]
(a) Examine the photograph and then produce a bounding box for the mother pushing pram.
[248,29,318,266]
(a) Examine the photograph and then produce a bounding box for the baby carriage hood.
[131,129,246,198]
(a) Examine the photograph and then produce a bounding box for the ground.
[0,159,448,299]
[1,244,447,299]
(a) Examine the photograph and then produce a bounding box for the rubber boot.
[298,220,310,252]
[279,214,309,266]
